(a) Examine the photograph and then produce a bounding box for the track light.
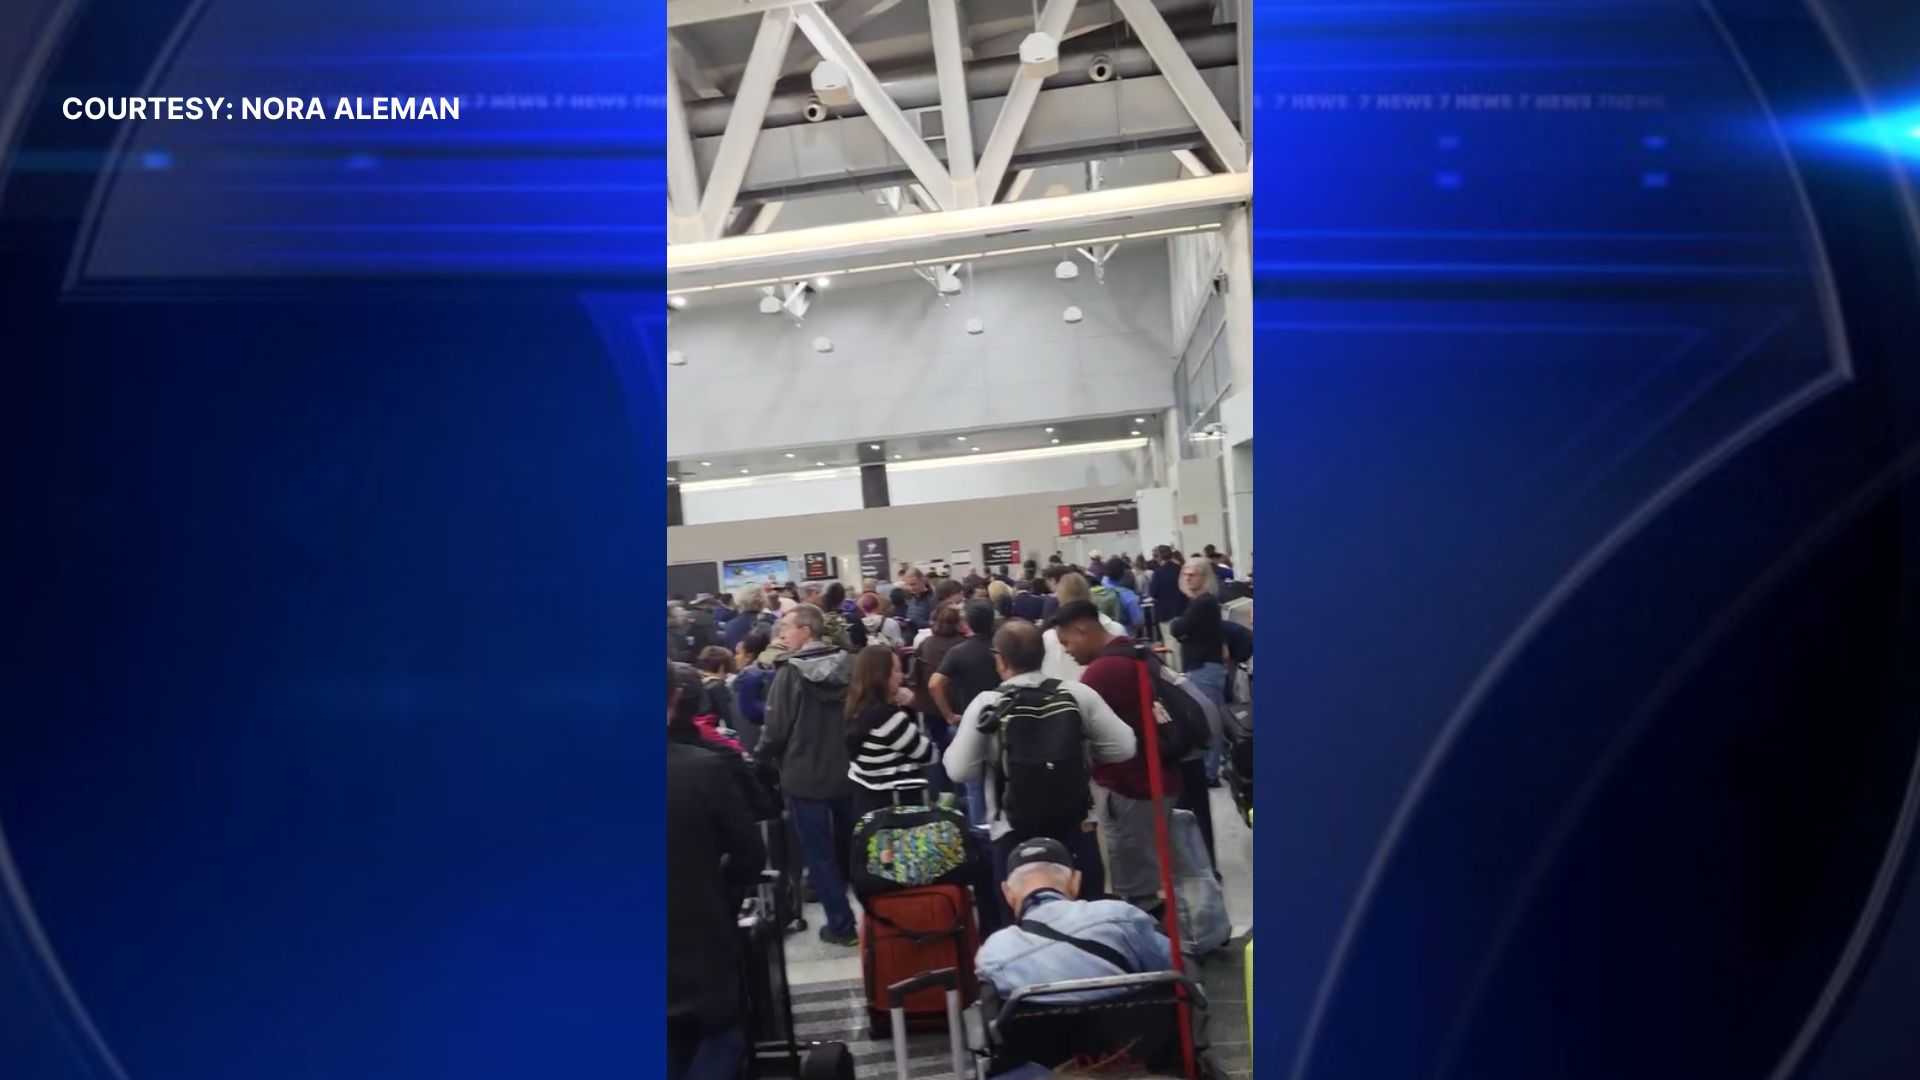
[811,60,853,106]
[1019,31,1060,77]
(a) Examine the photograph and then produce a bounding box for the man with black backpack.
[942,619,1137,905]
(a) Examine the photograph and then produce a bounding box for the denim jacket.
[975,889,1173,1001]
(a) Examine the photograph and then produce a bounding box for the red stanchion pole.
[1137,655,1198,1080]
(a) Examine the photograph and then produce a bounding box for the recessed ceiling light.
[1044,426,1055,433]
[892,453,902,459]
[1132,417,1146,423]
[1050,438,1060,444]
[971,446,981,452]
[667,477,678,484]
[700,461,711,467]
[955,435,968,442]
[667,294,688,309]
[1129,429,1141,436]
[784,452,796,458]
[815,461,826,467]
[739,467,750,474]
[814,276,832,288]
[869,444,881,450]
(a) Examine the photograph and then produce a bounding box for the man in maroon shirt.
[1053,600,1182,907]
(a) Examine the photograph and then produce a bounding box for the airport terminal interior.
[663,0,1251,1076]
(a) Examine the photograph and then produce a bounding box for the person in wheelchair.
[977,837,1172,1002]
[975,838,1208,1078]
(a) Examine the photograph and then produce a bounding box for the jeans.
[668,1020,744,1080]
[789,795,855,937]
[1185,662,1228,784]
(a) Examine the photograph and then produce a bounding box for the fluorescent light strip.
[680,466,859,493]
[888,437,1148,473]
[677,438,1148,492]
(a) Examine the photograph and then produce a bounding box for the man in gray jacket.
[754,604,859,946]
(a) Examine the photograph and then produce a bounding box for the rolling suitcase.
[860,883,979,1037]
[884,967,978,1080]
[739,869,854,1080]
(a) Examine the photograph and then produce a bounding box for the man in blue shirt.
[975,837,1172,1004]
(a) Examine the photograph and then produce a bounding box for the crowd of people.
[667,546,1251,1079]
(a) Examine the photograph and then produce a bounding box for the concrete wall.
[665,246,1176,459]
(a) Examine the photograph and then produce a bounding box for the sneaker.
[818,926,858,948]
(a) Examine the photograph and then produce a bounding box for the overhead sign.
[801,552,833,581]
[720,555,792,592]
[1058,499,1140,536]
[858,537,890,580]
[982,540,1021,567]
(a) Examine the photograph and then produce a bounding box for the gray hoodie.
[754,643,855,800]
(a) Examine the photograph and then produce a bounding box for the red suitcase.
[859,883,979,1037]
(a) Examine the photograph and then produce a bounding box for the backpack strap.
[1018,917,1133,973]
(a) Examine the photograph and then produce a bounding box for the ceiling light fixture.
[666,350,687,367]
[869,443,881,450]
[667,294,688,309]
[1063,305,1084,324]
[785,452,796,458]
[1044,426,1055,433]
[739,467,750,474]
[814,275,832,288]
[700,461,711,467]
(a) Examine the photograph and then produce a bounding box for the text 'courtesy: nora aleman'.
[61,96,462,121]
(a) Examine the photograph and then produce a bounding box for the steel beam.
[974,0,1078,203]
[1173,148,1211,177]
[667,0,816,28]
[927,0,978,208]
[665,59,706,244]
[1112,0,1247,171]
[792,3,956,208]
[698,9,796,240]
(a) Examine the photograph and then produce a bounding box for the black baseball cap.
[1005,836,1075,873]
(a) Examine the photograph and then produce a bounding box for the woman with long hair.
[843,645,935,818]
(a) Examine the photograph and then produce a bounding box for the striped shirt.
[848,705,936,790]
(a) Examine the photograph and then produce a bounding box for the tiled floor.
[777,788,1255,1078]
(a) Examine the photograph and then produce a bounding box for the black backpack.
[981,679,1091,831]
[1142,655,1216,763]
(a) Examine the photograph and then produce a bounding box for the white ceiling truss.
[664,0,1248,246]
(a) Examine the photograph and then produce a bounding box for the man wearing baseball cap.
[974,837,1173,1004]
